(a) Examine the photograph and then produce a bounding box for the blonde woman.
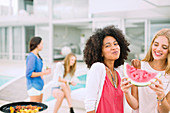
[121,29,170,113]
[52,53,77,113]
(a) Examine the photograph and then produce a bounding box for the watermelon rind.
[124,63,162,87]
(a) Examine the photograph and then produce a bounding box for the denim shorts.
[27,87,43,96]
[51,86,62,95]
[52,86,62,90]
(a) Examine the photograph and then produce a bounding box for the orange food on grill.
[10,105,41,113]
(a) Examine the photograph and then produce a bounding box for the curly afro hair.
[83,25,130,68]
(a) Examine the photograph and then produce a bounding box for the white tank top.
[132,61,170,113]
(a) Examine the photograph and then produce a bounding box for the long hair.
[142,28,170,74]
[63,53,77,77]
[29,36,42,60]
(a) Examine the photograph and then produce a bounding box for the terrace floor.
[0,61,132,113]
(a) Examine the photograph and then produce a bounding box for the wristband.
[66,80,71,85]
[157,96,165,105]
[69,81,72,85]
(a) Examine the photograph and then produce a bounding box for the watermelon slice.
[124,63,162,86]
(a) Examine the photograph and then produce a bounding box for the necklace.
[106,67,117,88]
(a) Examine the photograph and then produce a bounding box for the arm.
[26,55,51,78]
[53,62,76,85]
[149,78,170,113]
[130,85,139,109]
[58,76,68,84]
[26,55,36,78]
[121,59,141,109]
[124,85,139,109]
[120,77,139,109]
[85,63,103,113]
[129,59,140,109]
[58,76,77,86]
[53,62,65,83]
[158,92,170,113]
[26,55,42,78]
[31,71,50,77]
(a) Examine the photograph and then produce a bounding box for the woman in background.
[121,28,170,113]
[26,36,51,102]
[84,25,130,113]
[52,53,77,113]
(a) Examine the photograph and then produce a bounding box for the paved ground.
[0,67,53,101]
[0,76,28,101]
[0,61,87,113]
[0,61,132,113]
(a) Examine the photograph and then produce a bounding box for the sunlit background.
[0,1,170,112]
[0,0,170,64]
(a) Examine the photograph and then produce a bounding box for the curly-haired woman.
[84,25,130,113]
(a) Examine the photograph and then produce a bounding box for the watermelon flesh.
[124,63,161,86]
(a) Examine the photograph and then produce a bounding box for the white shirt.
[84,62,124,112]
[52,62,73,87]
[132,61,170,113]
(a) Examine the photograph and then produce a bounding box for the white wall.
[89,0,154,14]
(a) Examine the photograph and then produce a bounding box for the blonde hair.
[142,28,170,74]
[63,53,77,77]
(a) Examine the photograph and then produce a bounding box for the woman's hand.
[131,59,141,69]
[149,77,165,99]
[43,68,51,75]
[31,68,51,78]
[120,77,133,94]
[70,81,77,86]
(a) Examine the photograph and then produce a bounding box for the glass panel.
[53,22,92,61]
[0,0,11,16]
[0,28,3,59]
[34,0,48,17]
[12,26,22,60]
[24,0,33,14]
[53,0,88,20]
[0,27,9,59]
[125,19,145,61]
[149,19,170,50]
[18,0,33,15]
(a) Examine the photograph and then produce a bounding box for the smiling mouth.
[154,51,162,56]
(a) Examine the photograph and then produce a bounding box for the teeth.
[155,52,162,55]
